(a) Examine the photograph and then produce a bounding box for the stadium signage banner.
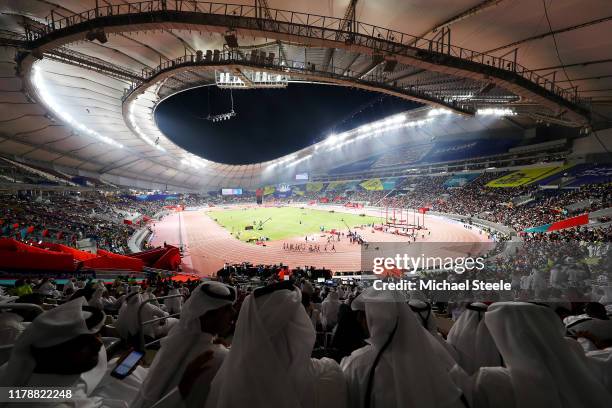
[486,165,573,187]
[274,183,292,198]
[523,213,589,233]
[295,173,309,180]
[132,194,179,201]
[360,178,384,191]
[221,188,243,195]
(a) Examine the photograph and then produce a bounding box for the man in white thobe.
[446,302,502,375]
[141,286,160,308]
[567,302,612,351]
[88,286,106,311]
[164,287,183,315]
[341,288,468,408]
[0,297,148,407]
[0,312,25,346]
[321,291,341,331]
[63,278,77,296]
[132,281,236,408]
[36,278,60,298]
[472,302,612,408]
[201,281,347,408]
[115,287,177,343]
[550,264,566,289]
[409,299,459,361]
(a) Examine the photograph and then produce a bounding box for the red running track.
[150,205,492,278]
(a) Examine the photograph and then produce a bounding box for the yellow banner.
[263,185,276,195]
[486,165,573,187]
[306,182,324,192]
[360,178,384,191]
[327,181,347,191]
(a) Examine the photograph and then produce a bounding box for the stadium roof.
[0,0,610,190]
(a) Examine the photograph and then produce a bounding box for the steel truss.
[16,0,589,124]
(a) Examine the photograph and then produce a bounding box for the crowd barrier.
[128,227,152,253]
[128,210,170,253]
[426,211,518,237]
[137,293,185,352]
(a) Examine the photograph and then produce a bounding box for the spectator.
[134,281,236,408]
[0,297,147,405]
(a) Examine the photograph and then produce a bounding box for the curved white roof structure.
[0,0,610,190]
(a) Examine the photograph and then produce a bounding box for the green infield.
[207,206,382,242]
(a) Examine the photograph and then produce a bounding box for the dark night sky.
[155,83,420,165]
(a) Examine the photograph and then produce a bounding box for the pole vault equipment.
[384,207,417,228]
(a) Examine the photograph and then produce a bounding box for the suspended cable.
[542,0,574,89]
[203,87,237,123]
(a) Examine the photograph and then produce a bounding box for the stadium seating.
[277,168,611,238]
[2,160,610,283]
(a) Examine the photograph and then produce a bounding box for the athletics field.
[206,206,381,242]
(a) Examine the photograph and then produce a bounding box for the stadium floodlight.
[273,154,297,166]
[427,108,452,117]
[288,154,312,167]
[383,117,396,127]
[392,113,406,123]
[32,65,124,149]
[312,111,437,154]
[359,124,372,133]
[326,134,339,146]
[476,108,517,116]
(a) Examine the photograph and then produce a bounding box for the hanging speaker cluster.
[206,110,237,122]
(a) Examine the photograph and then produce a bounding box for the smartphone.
[110,350,144,379]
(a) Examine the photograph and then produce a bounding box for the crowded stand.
[1,258,611,406]
[2,163,610,263]
[0,193,210,253]
[4,164,608,301]
[1,146,611,407]
[293,167,611,240]
[3,0,612,404]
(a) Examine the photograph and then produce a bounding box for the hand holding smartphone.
[110,349,144,379]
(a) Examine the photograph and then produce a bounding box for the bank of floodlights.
[322,112,434,151]
[476,108,517,116]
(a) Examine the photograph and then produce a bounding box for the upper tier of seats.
[328,135,525,175]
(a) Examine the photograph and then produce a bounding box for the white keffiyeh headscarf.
[0,297,105,387]
[485,302,612,408]
[205,282,316,408]
[447,302,501,374]
[134,281,236,408]
[362,289,464,408]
